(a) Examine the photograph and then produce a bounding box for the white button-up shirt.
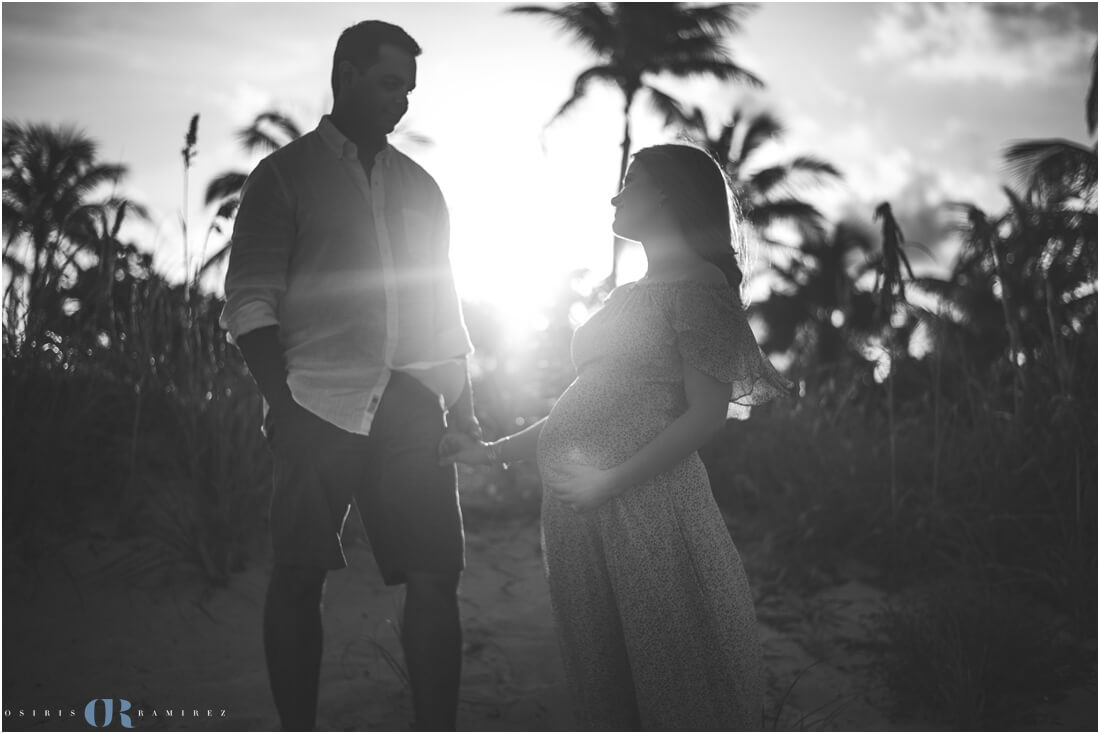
[220,117,473,435]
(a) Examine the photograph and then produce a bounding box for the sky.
[3,1,1097,317]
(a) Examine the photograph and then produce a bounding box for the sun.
[437,131,647,340]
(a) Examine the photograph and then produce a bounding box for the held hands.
[543,464,622,513]
[438,430,494,467]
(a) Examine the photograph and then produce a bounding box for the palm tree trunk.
[887,338,898,521]
[26,227,50,347]
[931,318,944,504]
[1043,278,1071,397]
[988,234,1025,414]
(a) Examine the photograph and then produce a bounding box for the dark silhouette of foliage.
[508,1,762,283]
[678,106,841,254]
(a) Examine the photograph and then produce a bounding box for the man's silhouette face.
[340,43,417,139]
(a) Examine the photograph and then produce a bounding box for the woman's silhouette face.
[611,161,665,243]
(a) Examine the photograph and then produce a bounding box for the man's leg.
[403,570,462,730]
[358,373,466,729]
[264,564,328,731]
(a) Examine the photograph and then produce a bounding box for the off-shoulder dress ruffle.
[665,282,794,417]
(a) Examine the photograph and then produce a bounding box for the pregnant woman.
[441,143,791,730]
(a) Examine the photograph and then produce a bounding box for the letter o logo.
[84,699,133,729]
[85,699,112,728]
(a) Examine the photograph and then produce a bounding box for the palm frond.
[204,172,248,207]
[748,198,826,230]
[739,111,784,162]
[786,155,843,181]
[873,202,913,311]
[1002,138,1097,201]
[236,111,302,155]
[659,57,763,88]
[71,163,128,198]
[1087,47,1097,138]
[643,85,694,129]
[2,200,26,240]
[549,64,618,124]
[236,127,281,156]
[253,111,304,142]
[102,197,150,224]
[746,166,791,197]
[714,119,737,165]
[198,239,233,275]
[3,252,27,277]
[507,3,616,56]
[682,3,758,36]
[214,198,240,221]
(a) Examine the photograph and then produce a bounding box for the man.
[220,20,479,731]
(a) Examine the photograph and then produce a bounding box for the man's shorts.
[265,371,465,585]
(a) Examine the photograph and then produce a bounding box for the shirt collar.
[317,116,391,168]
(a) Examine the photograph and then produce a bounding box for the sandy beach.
[3,513,1092,731]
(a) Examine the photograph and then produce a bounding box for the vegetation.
[3,120,267,585]
[2,15,1095,729]
[508,1,762,283]
[677,105,843,256]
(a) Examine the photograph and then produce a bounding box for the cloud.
[843,151,1012,274]
[769,118,1002,274]
[207,83,280,127]
[860,3,1096,86]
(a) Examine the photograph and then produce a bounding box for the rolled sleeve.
[219,159,295,344]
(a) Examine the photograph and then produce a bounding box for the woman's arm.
[545,365,728,512]
[438,417,546,466]
[493,417,546,464]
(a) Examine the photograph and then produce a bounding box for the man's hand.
[269,399,329,456]
[445,413,482,440]
[438,431,493,466]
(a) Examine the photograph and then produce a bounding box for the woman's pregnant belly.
[537,369,684,476]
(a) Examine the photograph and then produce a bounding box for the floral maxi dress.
[536,280,791,730]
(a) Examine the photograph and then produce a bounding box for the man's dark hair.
[331,21,421,99]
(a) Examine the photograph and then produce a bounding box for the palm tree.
[996,49,1098,395]
[871,202,918,515]
[677,106,842,257]
[65,199,149,354]
[1003,47,1097,208]
[508,2,763,284]
[750,221,875,368]
[2,121,141,350]
[917,48,1098,385]
[200,111,306,276]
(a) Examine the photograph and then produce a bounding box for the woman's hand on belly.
[544,463,624,513]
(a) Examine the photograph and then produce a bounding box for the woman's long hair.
[632,144,750,294]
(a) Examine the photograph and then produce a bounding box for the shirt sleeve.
[219,158,295,345]
[669,286,793,411]
[430,191,475,359]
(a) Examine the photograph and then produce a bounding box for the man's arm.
[444,359,481,438]
[220,160,297,416]
[426,182,479,438]
[235,326,295,415]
